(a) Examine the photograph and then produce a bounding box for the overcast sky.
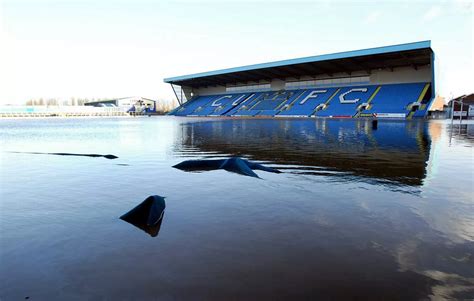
[0,0,472,104]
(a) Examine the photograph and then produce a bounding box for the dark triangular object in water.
[246,161,282,174]
[173,157,281,178]
[219,157,259,178]
[120,195,166,237]
[172,159,223,171]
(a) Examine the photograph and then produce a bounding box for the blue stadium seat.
[190,93,247,116]
[316,86,377,117]
[211,93,251,116]
[171,82,431,119]
[362,83,426,118]
[251,91,294,111]
[233,110,259,116]
[278,88,336,116]
[257,110,279,116]
[227,93,264,116]
[174,95,216,116]
[411,107,429,118]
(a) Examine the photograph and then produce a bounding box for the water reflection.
[176,119,431,186]
[173,157,281,178]
[0,118,472,300]
[449,123,474,145]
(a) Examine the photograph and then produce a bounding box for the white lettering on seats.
[339,88,368,104]
[299,90,327,105]
[231,94,247,106]
[234,94,255,106]
[212,95,232,106]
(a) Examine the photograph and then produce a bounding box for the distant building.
[429,95,445,111]
[427,95,447,119]
[84,97,157,112]
[447,94,474,119]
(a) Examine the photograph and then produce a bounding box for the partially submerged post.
[372,119,378,130]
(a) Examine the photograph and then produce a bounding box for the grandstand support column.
[431,51,436,103]
[184,88,194,101]
[170,84,182,105]
[427,51,436,118]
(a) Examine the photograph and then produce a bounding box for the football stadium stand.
[165,41,435,119]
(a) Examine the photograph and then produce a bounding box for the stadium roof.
[164,41,433,88]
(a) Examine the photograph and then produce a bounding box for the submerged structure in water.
[120,195,166,237]
[173,157,281,178]
[10,151,118,159]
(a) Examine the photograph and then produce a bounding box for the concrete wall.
[189,65,432,97]
[193,85,226,96]
[270,79,286,91]
[370,65,431,85]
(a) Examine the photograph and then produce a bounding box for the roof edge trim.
[163,40,431,84]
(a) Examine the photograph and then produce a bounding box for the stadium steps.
[276,90,311,115]
[175,95,217,116]
[408,83,431,119]
[171,82,432,119]
[316,86,377,117]
[361,83,427,118]
[216,94,250,116]
[228,93,264,116]
[309,88,341,116]
[253,91,294,111]
[274,90,305,112]
[225,93,259,116]
[354,86,381,118]
[233,110,259,116]
[257,110,279,116]
[199,94,246,116]
[278,89,337,117]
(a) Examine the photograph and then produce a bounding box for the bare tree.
[47,98,58,106]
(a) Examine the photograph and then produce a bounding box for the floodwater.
[0,117,473,300]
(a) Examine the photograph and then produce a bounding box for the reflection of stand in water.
[449,95,466,145]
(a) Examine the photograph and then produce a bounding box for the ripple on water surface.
[0,117,473,300]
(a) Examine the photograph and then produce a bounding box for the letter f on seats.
[300,90,327,105]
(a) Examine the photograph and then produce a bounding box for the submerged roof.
[164,41,433,88]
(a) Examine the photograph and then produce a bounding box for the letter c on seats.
[212,95,232,107]
[339,88,368,104]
